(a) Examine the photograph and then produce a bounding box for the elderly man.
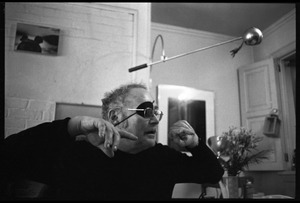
[1,83,224,200]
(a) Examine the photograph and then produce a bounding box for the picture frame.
[14,23,60,55]
[156,84,215,148]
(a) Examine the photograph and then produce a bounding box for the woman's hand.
[68,116,137,157]
[169,120,199,149]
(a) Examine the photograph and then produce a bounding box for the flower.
[210,126,270,176]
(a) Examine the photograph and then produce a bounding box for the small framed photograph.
[14,23,60,55]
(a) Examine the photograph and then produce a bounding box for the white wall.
[5,2,151,137]
[150,23,253,137]
[151,9,295,197]
[150,23,254,198]
[253,9,296,61]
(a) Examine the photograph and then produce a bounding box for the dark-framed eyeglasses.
[114,101,163,126]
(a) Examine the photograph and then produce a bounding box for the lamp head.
[243,27,263,46]
[208,135,223,154]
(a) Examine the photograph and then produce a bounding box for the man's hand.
[169,120,199,149]
[68,116,137,157]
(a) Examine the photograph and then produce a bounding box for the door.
[277,52,296,170]
[238,58,286,171]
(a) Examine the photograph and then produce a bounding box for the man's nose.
[149,114,159,124]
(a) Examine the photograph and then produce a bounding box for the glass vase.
[224,176,239,198]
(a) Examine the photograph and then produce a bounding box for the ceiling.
[151,3,296,37]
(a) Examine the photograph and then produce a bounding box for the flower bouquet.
[210,126,271,176]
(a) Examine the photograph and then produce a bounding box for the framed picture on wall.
[157,84,215,151]
[14,23,60,55]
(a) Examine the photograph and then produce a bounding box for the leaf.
[241,150,271,169]
[216,126,271,174]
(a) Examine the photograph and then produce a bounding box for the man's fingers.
[182,120,193,129]
[169,128,195,137]
[94,120,106,139]
[172,120,194,131]
[172,120,189,128]
[118,130,138,140]
[111,127,120,151]
[172,136,186,147]
[86,132,102,146]
[104,125,114,148]
[180,128,195,135]
[97,145,115,158]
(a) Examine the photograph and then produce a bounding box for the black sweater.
[1,118,224,200]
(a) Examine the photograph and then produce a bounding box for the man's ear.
[111,115,118,121]
[108,109,119,124]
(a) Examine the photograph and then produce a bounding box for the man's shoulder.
[152,143,180,154]
[154,142,167,149]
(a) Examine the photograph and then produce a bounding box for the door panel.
[238,58,285,171]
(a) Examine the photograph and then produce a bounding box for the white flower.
[232,129,241,136]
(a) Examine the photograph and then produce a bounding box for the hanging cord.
[230,40,244,58]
